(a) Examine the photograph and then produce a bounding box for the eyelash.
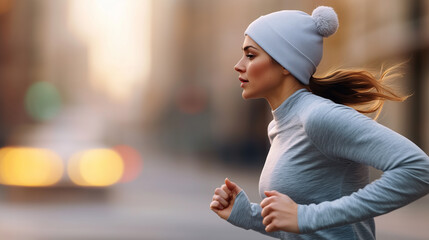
[246,54,255,59]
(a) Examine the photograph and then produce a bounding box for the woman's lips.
[239,78,249,87]
[240,78,249,88]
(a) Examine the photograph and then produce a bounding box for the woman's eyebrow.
[242,45,258,51]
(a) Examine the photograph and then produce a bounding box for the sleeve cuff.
[227,190,252,229]
[298,204,313,234]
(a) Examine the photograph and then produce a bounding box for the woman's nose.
[234,58,245,73]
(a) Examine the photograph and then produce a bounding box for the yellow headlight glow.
[0,147,63,187]
[68,149,124,187]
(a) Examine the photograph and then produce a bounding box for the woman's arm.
[298,104,429,233]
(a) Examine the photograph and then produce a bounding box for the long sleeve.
[222,89,429,239]
[227,190,286,239]
[298,103,429,233]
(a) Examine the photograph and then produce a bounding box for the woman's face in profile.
[234,36,286,100]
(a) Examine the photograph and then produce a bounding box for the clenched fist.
[260,190,300,233]
[210,178,242,220]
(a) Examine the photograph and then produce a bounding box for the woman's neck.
[266,76,306,110]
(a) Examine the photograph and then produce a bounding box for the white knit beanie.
[245,6,339,85]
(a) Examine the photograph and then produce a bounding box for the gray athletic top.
[227,89,429,239]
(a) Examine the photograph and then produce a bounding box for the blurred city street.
[0,143,273,240]
[0,0,429,239]
[0,143,428,240]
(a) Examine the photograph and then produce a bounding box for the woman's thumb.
[225,178,239,192]
[264,190,279,197]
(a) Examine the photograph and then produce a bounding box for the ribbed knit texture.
[227,89,429,239]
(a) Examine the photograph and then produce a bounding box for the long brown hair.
[308,64,409,119]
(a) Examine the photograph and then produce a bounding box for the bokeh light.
[25,81,62,121]
[68,149,124,187]
[113,145,143,183]
[68,0,152,102]
[0,147,64,187]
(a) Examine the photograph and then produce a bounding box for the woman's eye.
[246,54,255,59]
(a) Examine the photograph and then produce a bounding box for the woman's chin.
[241,91,258,100]
[241,91,251,99]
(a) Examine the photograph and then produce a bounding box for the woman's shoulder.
[299,93,374,134]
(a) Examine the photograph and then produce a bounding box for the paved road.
[0,150,428,240]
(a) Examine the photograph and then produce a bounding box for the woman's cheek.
[248,60,268,79]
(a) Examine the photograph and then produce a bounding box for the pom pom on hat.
[311,6,339,37]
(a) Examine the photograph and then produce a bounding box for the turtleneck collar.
[272,89,308,122]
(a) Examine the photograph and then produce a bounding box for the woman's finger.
[265,220,279,232]
[214,187,229,200]
[213,194,229,207]
[260,196,275,209]
[221,184,232,196]
[262,213,275,226]
[261,202,275,217]
[210,200,224,210]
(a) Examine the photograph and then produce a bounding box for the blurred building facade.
[144,0,429,164]
[0,0,428,165]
